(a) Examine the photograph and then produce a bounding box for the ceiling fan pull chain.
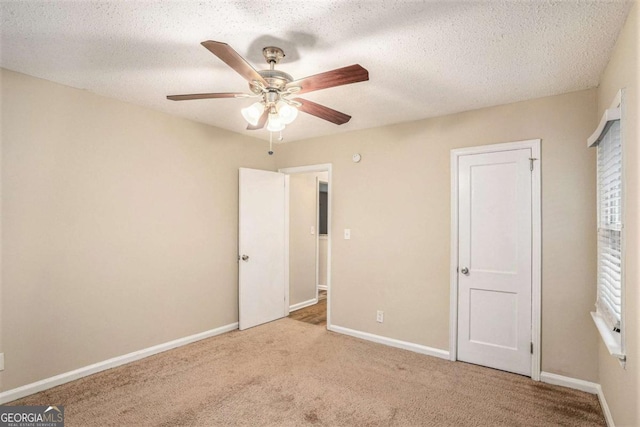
[268,132,274,155]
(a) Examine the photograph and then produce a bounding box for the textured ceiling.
[0,1,633,143]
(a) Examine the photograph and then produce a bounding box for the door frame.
[278,163,332,328]
[449,139,541,380]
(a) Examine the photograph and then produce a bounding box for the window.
[588,90,625,362]
[596,120,622,330]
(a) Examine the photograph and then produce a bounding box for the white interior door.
[239,168,287,330]
[457,149,532,376]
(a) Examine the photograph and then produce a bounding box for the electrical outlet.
[0,353,4,371]
[376,310,384,323]
[344,229,351,239]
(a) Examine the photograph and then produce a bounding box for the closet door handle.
[460,267,469,275]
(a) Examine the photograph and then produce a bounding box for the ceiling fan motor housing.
[247,46,292,94]
[251,69,293,94]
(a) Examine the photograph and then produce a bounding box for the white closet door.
[457,149,532,376]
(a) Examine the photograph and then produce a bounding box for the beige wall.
[318,237,328,287]
[289,172,319,305]
[0,69,275,390]
[289,171,329,306]
[276,89,599,382]
[0,71,3,392]
[596,3,639,426]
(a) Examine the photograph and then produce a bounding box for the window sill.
[591,312,625,361]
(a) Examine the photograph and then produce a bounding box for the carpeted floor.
[10,318,605,426]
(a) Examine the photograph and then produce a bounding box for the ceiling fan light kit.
[277,101,298,124]
[266,110,285,132]
[167,41,369,154]
[241,102,264,126]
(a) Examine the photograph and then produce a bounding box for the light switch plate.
[311,226,315,235]
[344,229,351,239]
[0,353,5,371]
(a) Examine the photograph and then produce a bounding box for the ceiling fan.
[167,41,369,144]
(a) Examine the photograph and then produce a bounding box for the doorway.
[279,164,332,328]
[450,140,541,379]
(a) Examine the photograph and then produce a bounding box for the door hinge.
[530,342,534,354]
[529,157,537,171]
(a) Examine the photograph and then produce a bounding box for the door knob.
[241,255,249,261]
[460,267,469,275]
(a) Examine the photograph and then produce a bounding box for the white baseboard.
[536,372,614,426]
[0,322,238,404]
[596,385,615,427]
[289,298,317,312]
[540,372,615,427]
[539,371,600,394]
[328,324,449,360]
[317,285,328,290]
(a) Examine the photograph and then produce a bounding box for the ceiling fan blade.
[201,41,267,86]
[293,98,351,125]
[287,64,369,95]
[246,109,269,130]
[167,93,246,101]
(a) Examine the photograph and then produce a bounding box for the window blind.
[596,119,622,331]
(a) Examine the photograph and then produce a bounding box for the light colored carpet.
[11,318,605,426]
